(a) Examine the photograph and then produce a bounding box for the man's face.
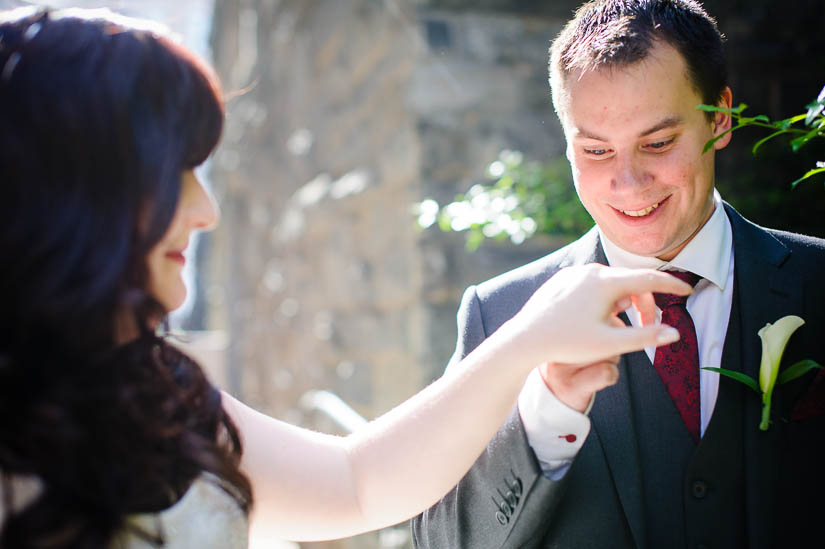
[559,41,732,260]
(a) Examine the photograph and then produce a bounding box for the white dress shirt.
[518,190,734,478]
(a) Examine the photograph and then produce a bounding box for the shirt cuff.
[517,368,592,480]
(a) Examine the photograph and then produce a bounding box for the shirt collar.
[598,189,732,291]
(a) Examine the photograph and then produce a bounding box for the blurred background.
[2,0,823,547]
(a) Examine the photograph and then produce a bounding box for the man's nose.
[611,153,650,190]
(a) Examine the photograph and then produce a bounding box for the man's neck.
[656,197,716,262]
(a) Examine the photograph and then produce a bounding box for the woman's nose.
[183,171,220,231]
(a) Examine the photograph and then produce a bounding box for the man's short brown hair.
[549,0,727,122]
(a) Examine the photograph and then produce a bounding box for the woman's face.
[146,170,219,311]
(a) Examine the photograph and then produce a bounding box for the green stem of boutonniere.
[702,315,821,432]
[704,359,821,431]
[760,390,772,431]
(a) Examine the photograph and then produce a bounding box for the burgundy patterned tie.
[653,270,702,443]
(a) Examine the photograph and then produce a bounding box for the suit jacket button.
[496,511,509,525]
[499,500,513,517]
[691,480,708,499]
[508,477,523,498]
[505,490,518,507]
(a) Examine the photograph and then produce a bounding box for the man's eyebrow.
[572,127,608,141]
[639,115,683,137]
[572,115,684,142]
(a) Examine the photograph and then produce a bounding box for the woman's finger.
[613,297,632,314]
[605,268,692,299]
[631,292,658,326]
[609,315,626,329]
[599,323,679,358]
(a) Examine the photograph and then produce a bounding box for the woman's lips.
[165,251,186,265]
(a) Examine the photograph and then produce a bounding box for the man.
[412,1,825,548]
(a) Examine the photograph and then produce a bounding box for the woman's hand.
[500,264,688,367]
[503,264,689,412]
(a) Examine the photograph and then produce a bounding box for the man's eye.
[584,148,609,156]
[645,138,675,150]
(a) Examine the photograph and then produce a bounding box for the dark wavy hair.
[0,8,251,548]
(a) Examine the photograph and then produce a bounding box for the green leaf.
[466,230,483,251]
[805,108,824,127]
[702,367,760,393]
[702,126,738,153]
[437,212,452,232]
[806,100,825,126]
[790,126,822,152]
[696,103,747,115]
[696,104,725,113]
[751,129,787,154]
[780,114,807,130]
[738,115,772,125]
[778,360,823,385]
[791,167,825,188]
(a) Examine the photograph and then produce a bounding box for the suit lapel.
[723,204,800,549]
[558,226,603,267]
[565,228,647,549]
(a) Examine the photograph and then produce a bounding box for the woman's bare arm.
[223,265,689,541]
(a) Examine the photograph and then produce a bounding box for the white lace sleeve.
[112,473,249,549]
[0,473,43,526]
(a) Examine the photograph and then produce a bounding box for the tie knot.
[653,270,701,309]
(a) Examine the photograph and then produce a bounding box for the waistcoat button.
[692,480,708,499]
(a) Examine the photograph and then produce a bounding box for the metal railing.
[299,390,412,549]
[299,390,369,433]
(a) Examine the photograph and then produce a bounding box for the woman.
[0,7,686,548]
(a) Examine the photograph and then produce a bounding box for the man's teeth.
[621,202,660,217]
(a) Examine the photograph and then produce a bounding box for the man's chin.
[611,238,681,260]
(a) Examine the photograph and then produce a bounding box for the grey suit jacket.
[412,204,825,548]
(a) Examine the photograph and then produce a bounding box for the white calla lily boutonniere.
[704,315,822,431]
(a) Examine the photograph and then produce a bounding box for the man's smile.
[612,195,671,219]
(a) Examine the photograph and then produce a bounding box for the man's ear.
[712,86,733,150]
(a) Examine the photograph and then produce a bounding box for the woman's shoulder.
[112,473,249,549]
[1,472,248,549]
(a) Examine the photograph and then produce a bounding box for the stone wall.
[208,0,563,427]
